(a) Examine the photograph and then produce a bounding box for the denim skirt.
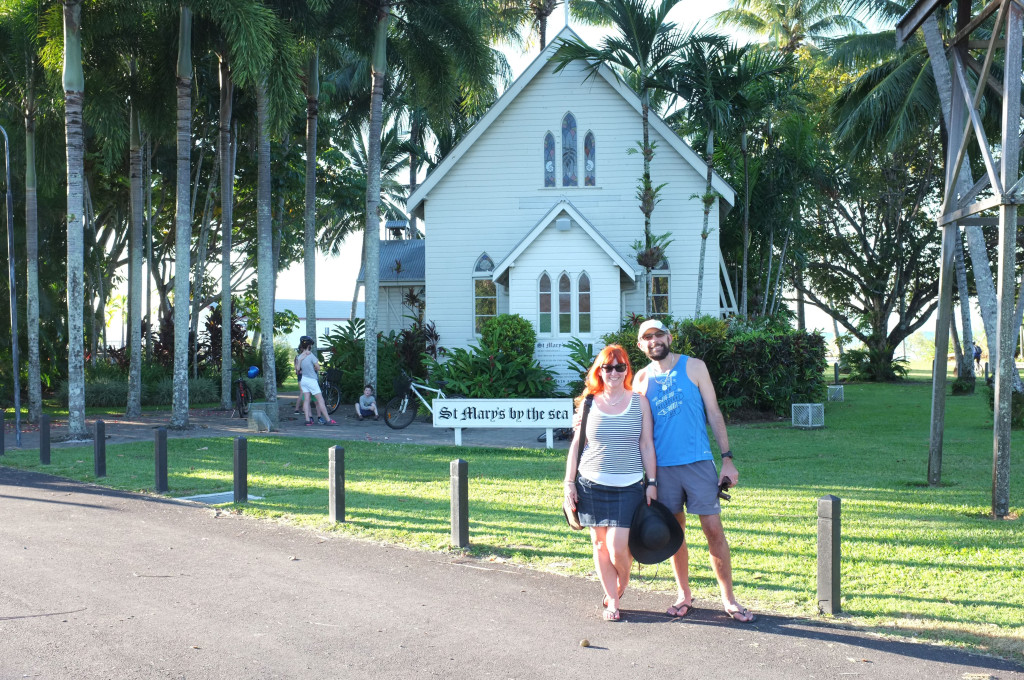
[575,476,644,528]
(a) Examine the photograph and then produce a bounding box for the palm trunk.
[409,116,420,236]
[219,56,234,410]
[364,9,389,389]
[63,0,87,439]
[127,105,144,417]
[304,50,319,347]
[740,133,749,317]
[953,232,974,379]
[25,69,41,423]
[255,80,279,429]
[760,223,775,317]
[190,159,217,378]
[145,138,153,358]
[695,130,714,317]
[171,5,192,429]
[640,96,653,316]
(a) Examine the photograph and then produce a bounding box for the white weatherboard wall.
[421,51,723,363]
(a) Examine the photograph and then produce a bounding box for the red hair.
[575,344,633,406]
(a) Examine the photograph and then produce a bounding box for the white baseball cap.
[637,319,669,340]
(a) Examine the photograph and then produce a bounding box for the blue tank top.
[635,356,712,466]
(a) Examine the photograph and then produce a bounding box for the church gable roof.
[492,200,638,281]
[406,26,735,215]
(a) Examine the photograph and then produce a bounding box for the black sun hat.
[629,499,684,565]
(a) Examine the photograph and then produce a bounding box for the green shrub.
[320,320,404,403]
[600,315,826,417]
[241,341,292,387]
[951,376,976,395]
[144,376,222,406]
[424,345,558,398]
[480,314,537,360]
[985,384,1024,427]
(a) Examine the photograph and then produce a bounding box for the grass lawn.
[2,379,1022,660]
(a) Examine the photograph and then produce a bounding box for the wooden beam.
[897,0,953,47]
[968,39,1006,49]
[951,0,1003,46]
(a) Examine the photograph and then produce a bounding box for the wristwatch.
[647,477,657,487]
[721,450,733,459]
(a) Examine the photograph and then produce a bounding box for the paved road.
[2,466,1021,680]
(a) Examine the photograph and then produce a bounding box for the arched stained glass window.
[584,132,596,186]
[562,113,577,186]
[652,260,669,317]
[539,274,552,333]
[578,273,591,333]
[558,273,571,333]
[543,132,556,187]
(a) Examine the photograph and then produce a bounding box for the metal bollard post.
[39,414,50,465]
[233,437,248,503]
[450,459,469,548]
[154,427,168,493]
[833,362,839,385]
[817,495,841,614]
[94,420,106,477]
[329,446,345,523]
[985,361,989,381]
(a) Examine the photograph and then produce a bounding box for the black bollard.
[817,495,841,614]
[233,437,248,503]
[94,420,106,478]
[154,427,168,493]
[39,414,50,465]
[833,362,839,385]
[985,361,989,381]
[329,446,345,523]
[450,459,469,548]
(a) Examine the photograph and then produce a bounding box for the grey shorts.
[656,459,721,516]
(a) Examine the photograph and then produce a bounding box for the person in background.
[297,336,335,426]
[355,385,380,421]
[562,344,658,622]
[634,319,754,623]
[294,337,311,415]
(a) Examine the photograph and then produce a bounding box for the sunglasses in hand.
[718,476,732,502]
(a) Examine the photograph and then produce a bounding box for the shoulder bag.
[563,395,594,531]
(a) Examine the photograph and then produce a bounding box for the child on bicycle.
[356,384,380,421]
[297,336,336,426]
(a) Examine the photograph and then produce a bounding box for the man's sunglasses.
[641,330,668,341]
[601,364,628,373]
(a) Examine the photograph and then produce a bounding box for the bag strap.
[574,395,594,474]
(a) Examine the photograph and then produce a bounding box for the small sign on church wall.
[433,398,574,428]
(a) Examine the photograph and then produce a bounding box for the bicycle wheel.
[384,394,416,429]
[237,382,251,417]
[324,383,341,414]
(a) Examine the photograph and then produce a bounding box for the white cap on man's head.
[637,319,668,340]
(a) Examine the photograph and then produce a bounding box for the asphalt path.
[2,466,1022,680]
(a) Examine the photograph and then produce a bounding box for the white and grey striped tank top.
[578,393,644,487]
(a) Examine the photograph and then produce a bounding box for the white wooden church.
[384,27,736,378]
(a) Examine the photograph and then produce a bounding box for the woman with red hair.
[563,344,658,621]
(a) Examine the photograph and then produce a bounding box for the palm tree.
[356,0,491,390]
[668,41,793,315]
[62,0,87,439]
[217,51,235,410]
[552,0,698,315]
[713,0,862,54]
[303,48,319,347]
[170,5,193,429]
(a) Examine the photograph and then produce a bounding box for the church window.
[651,260,669,317]
[584,132,596,186]
[559,273,572,333]
[562,113,577,186]
[578,273,591,334]
[473,254,496,333]
[544,132,556,187]
[539,274,552,333]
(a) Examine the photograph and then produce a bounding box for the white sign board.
[433,399,574,429]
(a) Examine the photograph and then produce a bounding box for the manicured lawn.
[2,379,1022,659]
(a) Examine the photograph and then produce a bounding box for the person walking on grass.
[297,336,336,426]
[355,385,380,421]
[563,344,658,622]
[633,319,754,623]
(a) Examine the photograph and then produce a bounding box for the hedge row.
[602,316,826,417]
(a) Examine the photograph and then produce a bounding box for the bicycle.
[384,372,456,429]
[319,369,342,415]
[234,366,260,418]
